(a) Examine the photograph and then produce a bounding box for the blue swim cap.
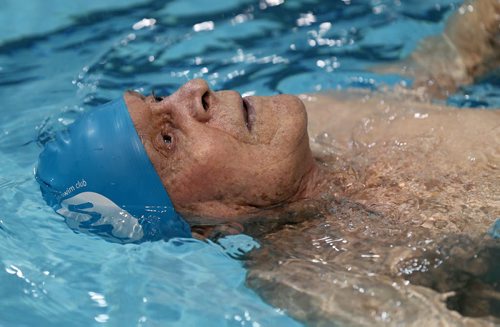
[36,96,192,243]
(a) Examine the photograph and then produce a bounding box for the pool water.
[0,0,498,326]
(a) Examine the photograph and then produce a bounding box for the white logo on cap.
[56,192,144,242]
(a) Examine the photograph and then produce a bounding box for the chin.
[272,94,308,142]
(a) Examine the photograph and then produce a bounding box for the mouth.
[242,97,256,131]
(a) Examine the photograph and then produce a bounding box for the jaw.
[182,178,327,240]
[176,159,325,226]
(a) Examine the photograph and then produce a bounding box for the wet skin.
[125,78,500,230]
[125,79,321,225]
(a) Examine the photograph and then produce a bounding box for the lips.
[242,97,256,131]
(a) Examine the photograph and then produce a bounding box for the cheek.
[270,95,308,146]
[163,98,312,210]
[166,137,246,204]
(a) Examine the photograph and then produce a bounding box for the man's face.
[125,79,315,222]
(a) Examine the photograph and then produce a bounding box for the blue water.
[0,0,498,326]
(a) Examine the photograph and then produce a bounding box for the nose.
[176,78,210,98]
[158,79,211,121]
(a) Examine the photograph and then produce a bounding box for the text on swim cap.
[60,179,87,199]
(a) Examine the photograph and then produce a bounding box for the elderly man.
[37,0,500,241]
[37,0,499,325]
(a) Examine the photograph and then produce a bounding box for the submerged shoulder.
[303,90,499,161]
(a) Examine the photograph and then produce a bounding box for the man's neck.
[292,162,329,202]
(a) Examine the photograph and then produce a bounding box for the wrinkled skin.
[125,79,321,226]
